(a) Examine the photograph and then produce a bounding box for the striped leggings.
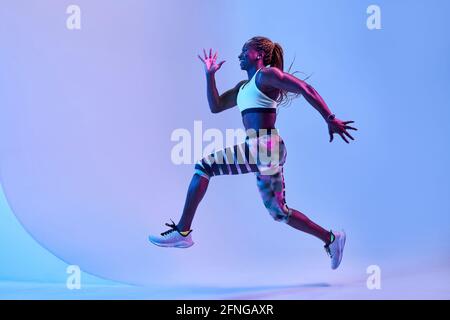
[194,129,292,223]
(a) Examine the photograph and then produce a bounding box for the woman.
[148,36,357,270]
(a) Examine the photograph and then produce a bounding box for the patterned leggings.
[194,129,292,223]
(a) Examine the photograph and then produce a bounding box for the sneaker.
[324,230,346,270]
[148,219,194,248]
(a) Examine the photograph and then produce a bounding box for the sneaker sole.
[148,237,194,248]
[333,231,346,270]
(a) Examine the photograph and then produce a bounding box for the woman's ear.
[257,51,264,60]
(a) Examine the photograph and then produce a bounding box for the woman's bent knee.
[264,197,292,223]
[194,160,212,180]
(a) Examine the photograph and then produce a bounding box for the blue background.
[0,0,449,293]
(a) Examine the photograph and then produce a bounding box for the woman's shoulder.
[236,79,248,91]
[257,67,283,93]
[259,66,283,79]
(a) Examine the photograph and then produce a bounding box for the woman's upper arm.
[216,80,246,113]
[259,67,304,95]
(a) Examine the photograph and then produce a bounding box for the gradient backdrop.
[0,0,449,294]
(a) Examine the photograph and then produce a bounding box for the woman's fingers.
[197,54,205,64]
[343,121,355,125]
[217,60,226,69]
[343,131,354,141]
[329,122,356,143]
[200,48,222,60]
[339,132,349,144]
[201,48,220,61]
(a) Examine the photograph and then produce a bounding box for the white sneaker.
[324,230,346,270]
[148,220,194,248]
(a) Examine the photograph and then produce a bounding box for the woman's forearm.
[206,73,221,113]
[299,82,333,121]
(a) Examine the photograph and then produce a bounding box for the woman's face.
[238,42,260,70]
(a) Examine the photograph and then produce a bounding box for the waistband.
[241,108,277,116]
[245,128,280,139]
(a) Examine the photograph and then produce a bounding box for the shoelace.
[160,219,179,236]
[324,244,333,258]
[324,230,336,258]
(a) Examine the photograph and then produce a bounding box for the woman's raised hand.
[198,48,226,75]
[327,118,358,144]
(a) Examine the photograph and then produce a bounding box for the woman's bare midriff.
[242,112,277,132]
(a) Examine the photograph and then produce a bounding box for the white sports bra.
[236,68,279,116]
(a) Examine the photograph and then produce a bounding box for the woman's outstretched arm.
[198,48,245,114]
[259,67,358,143]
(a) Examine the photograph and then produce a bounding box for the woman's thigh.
[194,138,259,180]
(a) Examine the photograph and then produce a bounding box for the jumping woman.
[148,36,357,269]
